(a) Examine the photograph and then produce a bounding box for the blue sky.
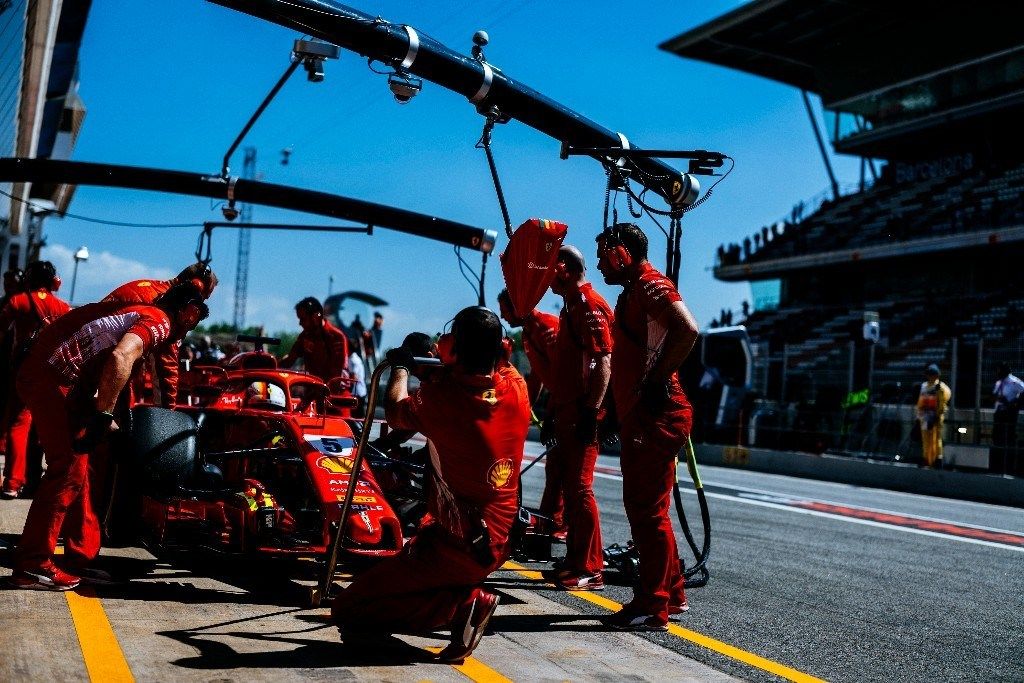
[41,0,861,347]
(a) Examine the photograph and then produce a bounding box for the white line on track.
[526,461,1024,553]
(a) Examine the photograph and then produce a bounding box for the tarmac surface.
[1,439,1022,682]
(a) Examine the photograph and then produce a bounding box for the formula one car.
[111,336,407,566]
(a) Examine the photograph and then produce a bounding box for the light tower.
[233,146,256,330]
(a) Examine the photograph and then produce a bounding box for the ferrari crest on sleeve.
[481,388,498,405]
[487,458,514,489]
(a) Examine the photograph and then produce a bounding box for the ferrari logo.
[481,389,497,405]
[672,180,682,196]
[487,459,514,489]
[317,455,353,474]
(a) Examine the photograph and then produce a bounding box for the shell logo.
[316,455,353,474]
[487,459,514,489]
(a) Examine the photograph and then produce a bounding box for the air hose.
[673,436,711,587]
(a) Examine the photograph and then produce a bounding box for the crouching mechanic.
[596,223,699,631]
[9,282,208,590]
[332,306,530,663]
[103,262,218,407]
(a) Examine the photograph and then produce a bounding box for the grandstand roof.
[660,0,1022,106]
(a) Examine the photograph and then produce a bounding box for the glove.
[539,416,557,448]
[74,411,117,452]
[575,408,599,444]
[385,347,415,371]
[640,379,672,413]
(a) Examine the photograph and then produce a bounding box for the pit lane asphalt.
[1,441,1021,682]
[516,443,1024,683]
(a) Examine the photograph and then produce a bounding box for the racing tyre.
[125,406,199,497]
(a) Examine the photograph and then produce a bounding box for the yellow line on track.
[55,547,134,682]
[425,646,513,683]
[504,562,826,683]
[65,588,135,682]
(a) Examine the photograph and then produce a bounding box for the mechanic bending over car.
[543,245,613,591]
[279,296,348,383]
[0,261,71,499]
[103,262,219,407]
[596,223,699,631]
[332,306,530,664]
[497,288,567,542]
[8,281,209,591]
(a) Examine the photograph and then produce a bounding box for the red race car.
[111,336,407,573]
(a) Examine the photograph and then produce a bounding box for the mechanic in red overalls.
[8,282,208,590]
[0,261,71,498]
[279,297,348,382]
[595,223,699,631]
[332,306,530,664]
[545,245,612,591]
[497,288,567,540]
[103,262,218,407]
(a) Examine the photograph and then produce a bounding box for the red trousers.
[553,404,603,575]
[332,523,502,633]
[2,392,33,491]
[13,373,101,571]
[619,400,692,621]
[538,444,565,530]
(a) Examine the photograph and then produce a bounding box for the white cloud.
[41,243,175,304]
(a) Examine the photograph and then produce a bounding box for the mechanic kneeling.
[331,306,530,664]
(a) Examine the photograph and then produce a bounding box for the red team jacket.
[388,365,531,553]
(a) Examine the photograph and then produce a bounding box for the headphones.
[436,332,456,365]
[600,225,633,272]
[436,306,504,367]
[25,261,61,291]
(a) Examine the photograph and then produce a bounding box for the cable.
[0,187,205,229]
[453,245,482,298]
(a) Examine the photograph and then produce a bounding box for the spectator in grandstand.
[741,301,750,319]
[742,237,751,259]
[916,364,952,469]
[992,363,1024,475]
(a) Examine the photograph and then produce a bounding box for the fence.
[723,334,1024,470]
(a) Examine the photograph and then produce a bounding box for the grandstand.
[663,0,1024,465]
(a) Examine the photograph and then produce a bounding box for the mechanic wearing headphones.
[596,223,699,631]
[0,261,71,499]
[280,297,348,383]
[8,281,208,590]
[497,288,567,541]
[103,262,219,408]
[332,306,530,664]
[545,245,613,591]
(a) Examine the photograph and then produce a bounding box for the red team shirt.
[102,279,181,405]
[291,321,349,381]
[0,289,71,345]
[521,310,559,387]
[22,301,172,390]
[388,365,530,547]
[549,283,614,407]
[611,261,687,419]
[102,279,173,305]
